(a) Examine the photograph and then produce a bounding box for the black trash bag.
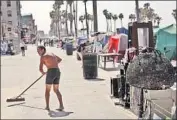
[126,48,175,90]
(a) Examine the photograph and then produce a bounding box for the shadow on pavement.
[7,103,45,110]
[86,78,105,81]
[48,110,73,117]
[19,104,46,110]
[99,67,119,71]
[7,102,26,107]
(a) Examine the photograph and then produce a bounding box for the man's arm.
[55,55,62,63]
[39,57,45,74]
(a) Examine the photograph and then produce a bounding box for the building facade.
[37,30,45,38]
[21,14,37,43]
[0,0,22,53]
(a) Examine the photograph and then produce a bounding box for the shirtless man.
[37,46,64,111]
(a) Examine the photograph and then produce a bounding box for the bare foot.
[56,106,64,111]
[45,107,50,111]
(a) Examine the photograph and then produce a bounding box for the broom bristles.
[6,98,25,102]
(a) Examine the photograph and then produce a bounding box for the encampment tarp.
[117,27,128,35]
[155,24,176,60]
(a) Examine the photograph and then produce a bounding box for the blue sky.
[21,1,176,34]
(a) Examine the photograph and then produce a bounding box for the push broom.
[6,74,45,102]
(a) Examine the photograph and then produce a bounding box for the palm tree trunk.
[93,0,98,32]
[91,21,93,33]
[106,19,108,32]
[114,20,116,32]
[76,1,78,37]
[73,1,77,38]
[70,4,73,36]
[58,9,61,39]
[110,19,112,32]
[81,22,84,35]
[65,3,69,35]
[84,1,89,39]
[120,19,123,27]
[58,21,61,39]
[135,0,140,22]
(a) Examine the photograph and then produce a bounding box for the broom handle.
[16,74,45,98]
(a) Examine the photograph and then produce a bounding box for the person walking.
[20,42,26,56]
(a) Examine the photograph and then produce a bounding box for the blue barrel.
[66,43,73,55]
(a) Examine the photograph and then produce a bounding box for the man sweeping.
[37,46,64,111]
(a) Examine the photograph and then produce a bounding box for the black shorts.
[46,68,61,84]
[21,47,25,51]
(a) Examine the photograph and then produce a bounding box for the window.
[7,10,12,17]
[7,0,11,7]
[8,27,11,31]
[8,21,12,25]
[0,11,2,16]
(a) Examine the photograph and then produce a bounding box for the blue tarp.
[102,35,111,47]
[117,27,128,35]
[77,36,87,45]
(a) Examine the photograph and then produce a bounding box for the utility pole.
[93,0,98,32]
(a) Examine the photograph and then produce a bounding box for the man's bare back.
[41,53,62,69]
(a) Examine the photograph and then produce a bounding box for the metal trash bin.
[82,53,98,79]
[66,43,73,55]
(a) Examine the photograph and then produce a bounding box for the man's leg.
[45,84,52,110]
[53,84,64,110]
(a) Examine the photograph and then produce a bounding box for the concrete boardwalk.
[1,45,137,119]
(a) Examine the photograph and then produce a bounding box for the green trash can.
[82,53,98,79]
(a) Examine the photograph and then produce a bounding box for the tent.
[117,27,128,35]
[155,24,176,60]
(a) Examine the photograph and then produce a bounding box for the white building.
[0,0,22,53]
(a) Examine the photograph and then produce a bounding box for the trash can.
[82,53,98,79]
[66,43,73,55]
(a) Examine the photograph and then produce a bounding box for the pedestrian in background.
[20,42,26,56]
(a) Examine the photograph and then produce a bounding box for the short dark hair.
[37,46,46,53]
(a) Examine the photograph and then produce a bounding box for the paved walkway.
[1,45,137,119]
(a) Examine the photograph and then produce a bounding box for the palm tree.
[135,0,140,22]
[89,14,94,33]
[67,0,74,36]
[84,13,92,33]
[155,16,162,27]
[73,1,77,37]
[68,13,74,36]
[118,13,124,27]
[61,10,68,35]
[79,15,85,35]
[83,0,89,39]
[143,2,150,9]
[79,15,85,29]
[172,9,176,21]
[112,14,118,32]
[139,3,157,22]
[103,9,109,32]
[53,1,64,39]
[107,12,112,32]
[129,14,136,22]
[152,13,158,26]
[49,10,56,36]
[65,1,69,35]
